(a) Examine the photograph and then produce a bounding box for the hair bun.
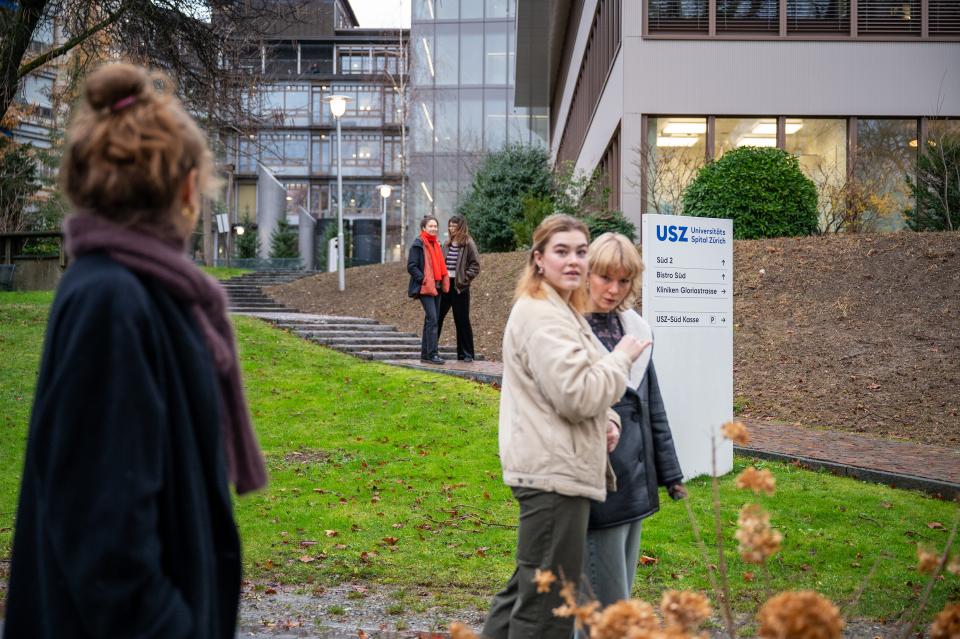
[84,63,149,111]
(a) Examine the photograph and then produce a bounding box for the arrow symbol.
[722,289,727,294]
[721,273,726,280]
[722,317,726,323]
[721,259,726,266]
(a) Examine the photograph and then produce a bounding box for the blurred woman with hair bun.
[4,62,266,638]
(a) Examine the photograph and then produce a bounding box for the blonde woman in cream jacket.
[482,215,650,639]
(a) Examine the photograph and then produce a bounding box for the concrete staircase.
[266,315,458,361]
[222,269,309,312]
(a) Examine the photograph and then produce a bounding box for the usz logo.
[656,225,689,242]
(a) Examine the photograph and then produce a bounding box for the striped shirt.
[445,243,460,278]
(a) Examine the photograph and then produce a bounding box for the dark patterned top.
[585,312,624,352]
[445,243,460,277]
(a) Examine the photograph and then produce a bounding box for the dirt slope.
[266,232,960,446]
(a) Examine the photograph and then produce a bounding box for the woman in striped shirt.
[439,215,481,362]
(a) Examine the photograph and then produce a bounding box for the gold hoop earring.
[537,266,543,275]
[181,204,197,220]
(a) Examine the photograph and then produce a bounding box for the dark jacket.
[442,238,481,292]
[4,253,241,639]
[589,362,684,529]
[407,237,426,297]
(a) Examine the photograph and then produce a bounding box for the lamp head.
[377,184,393,199]
[327,94,350,118]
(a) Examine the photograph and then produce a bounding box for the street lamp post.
[325,94,351,291]
[376,184,393,264]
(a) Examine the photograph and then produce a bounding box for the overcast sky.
[350,0,412,28]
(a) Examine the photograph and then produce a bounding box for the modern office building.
[515,0,960,232]
[220,0,409,265]
[408,0,550,231]
[9,19,61,158]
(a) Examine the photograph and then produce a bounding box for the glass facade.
[224,23,407,264]
[645,115,960,231]
[408,0,547,231]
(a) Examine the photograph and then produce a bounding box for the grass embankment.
[1,291,957,622]
[201,266,252,280]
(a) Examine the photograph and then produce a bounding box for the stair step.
[316,339,423,349]
[299,330,414,339]
[272,317,380,327]
[288,325,399,334]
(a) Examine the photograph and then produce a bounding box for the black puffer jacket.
[589,362,684,529]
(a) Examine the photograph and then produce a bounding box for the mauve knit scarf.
[64,213,267,495]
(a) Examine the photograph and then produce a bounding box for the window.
[647,0,708,33]
[717,0,779,34]
[461,0,483,19]
[339,47,372,74]
[645,117,707,215]
[716,117,778,157]
[413,0,436,20]
[412,24,435,85]
[484,22,508,84]
[283,182,309,217]
[929,1,960,36]
[459,89,484,153]
[461,23,484,85]
[435,90,458,152]
[856,119,916,229]
[436,0,459,19]
[315,85,384,127]
[787,0,850,35]
[255,84,309,127]
[858,0,920,36]
[265,42,298,75]
[486,0,509,18]
[313,133,383,176]
[413,95,435,153]
[484,89,507,151]
[301,43,333,74]
[259,132,310,176]
[647,0,955,38]
[435,23,459,85]
[785,119,847,230]
[384,135,403,174]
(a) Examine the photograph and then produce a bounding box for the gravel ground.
[234,584,911,638]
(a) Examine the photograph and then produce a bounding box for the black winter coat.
[407,237,426,297]
[589,363,684,529]
[4,253,241,639]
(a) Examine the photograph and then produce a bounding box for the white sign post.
[641,214,734,479]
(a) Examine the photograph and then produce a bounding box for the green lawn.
[200,266,252,280]
[1,290,957,622]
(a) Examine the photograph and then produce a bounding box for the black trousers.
[482,488,591,639]
[419,293,441,360]
[437,283,475,360]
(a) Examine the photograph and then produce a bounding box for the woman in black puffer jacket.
[582,232,686,607]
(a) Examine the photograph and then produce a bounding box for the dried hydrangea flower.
[736,466,776,496]
[661,590,712,632]
[551,581,600,630]
[590,599,659,639]
[735,504,782,564]
[946,553,959,576]
[930,601,960,639]
[449,622,479,639]
[533,568,556,593]
[721,420,750,445]
[918,546,940,575]
[757,591,844,639]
